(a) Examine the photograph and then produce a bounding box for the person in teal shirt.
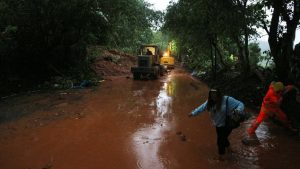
[189,89,245,161]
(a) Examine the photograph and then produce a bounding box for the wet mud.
[0,68,300,169]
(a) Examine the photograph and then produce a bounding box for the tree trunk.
[234,36,247,74]
[231,0,250,78]
[268,0,300,83]
[242,0,250,77]
[243,29,250,76]
[212,42,230,70]
[210,40,216,79]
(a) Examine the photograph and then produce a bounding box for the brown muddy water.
[0,68,300,169]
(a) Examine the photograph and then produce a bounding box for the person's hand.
[188,113,193,117]
[233,109,241,115]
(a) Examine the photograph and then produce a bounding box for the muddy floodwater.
[0,68,300,169]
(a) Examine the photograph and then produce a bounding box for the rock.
[181,135,186,142]
[42,164,52,169]
[241,137,260,146]
[54,102,68,108]
[176,131,182,135]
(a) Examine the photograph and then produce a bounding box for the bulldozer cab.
[140,46,156,55]
[139,45,161,63]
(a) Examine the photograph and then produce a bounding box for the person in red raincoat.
[247,81,295,137]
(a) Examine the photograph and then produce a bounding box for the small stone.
[176,131,182,135]
[42,164,52,169]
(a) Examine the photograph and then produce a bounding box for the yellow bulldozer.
[160,43,175,69]
[131,44,165,80]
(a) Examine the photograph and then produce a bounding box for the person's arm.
[264,86,282,108]
[227,96,244,113]
[189,100,208,117]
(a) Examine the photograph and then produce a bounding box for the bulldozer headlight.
[163,52,169,57]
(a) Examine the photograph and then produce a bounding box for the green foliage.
[163,0,265,74]
[152,31,169,52]
[258,50,275,68]
[248,42,261,67]
[99,0,163,53]
[169,40,178,57]
[86,46,104,63]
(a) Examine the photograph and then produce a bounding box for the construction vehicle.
[160,43,175,69]
[131,44,165,80]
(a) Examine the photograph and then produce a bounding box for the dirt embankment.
[90,49,136,78]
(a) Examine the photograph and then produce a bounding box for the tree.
[163,0,264,77]
[0,0,160,86]
[99,0,163,52]
[260,0,300,82]
[0,0,108,79]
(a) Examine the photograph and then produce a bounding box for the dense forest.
[0,0,299,95]
[0,0,163,94]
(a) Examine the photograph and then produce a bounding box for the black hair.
[207,89,223,111]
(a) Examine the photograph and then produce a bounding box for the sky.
[146,0,300,45]
[146,0,173,11]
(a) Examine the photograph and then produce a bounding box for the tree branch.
[260,19,270,35]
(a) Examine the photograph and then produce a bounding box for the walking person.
[188,89,245,161]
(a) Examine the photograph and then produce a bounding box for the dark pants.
[216,126,232,155]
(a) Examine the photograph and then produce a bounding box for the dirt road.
[0,68,300,169]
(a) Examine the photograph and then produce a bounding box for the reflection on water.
[165,80,175,97]
[255,123,273,142]
[132,77,174,169]
[233,120,275,169]
[156,81,173,117]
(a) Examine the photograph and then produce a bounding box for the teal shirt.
[191,96,244,127]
